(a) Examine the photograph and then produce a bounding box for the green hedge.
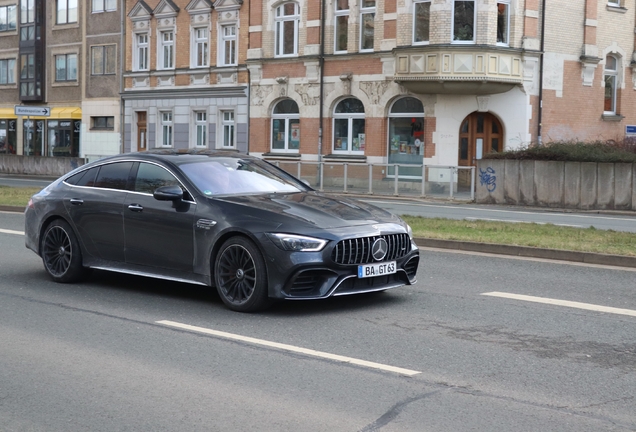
[483,140,636,163]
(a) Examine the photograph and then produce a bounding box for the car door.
[64,162,133,262]
[124,162,195,272]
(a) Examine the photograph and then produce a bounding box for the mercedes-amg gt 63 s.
[25,150,419,312]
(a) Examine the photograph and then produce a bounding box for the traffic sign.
[14,105,51,116]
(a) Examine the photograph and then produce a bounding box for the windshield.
[179,157,304,196]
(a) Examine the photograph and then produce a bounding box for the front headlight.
[267,233,328,252]
[407,224,413,240]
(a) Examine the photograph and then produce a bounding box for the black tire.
[41,219,88,283]
[214,236,270,312]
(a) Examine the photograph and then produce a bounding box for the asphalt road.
[1,211,635,431]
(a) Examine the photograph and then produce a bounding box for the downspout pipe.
[318,0,326,161]
[537,0,546,146]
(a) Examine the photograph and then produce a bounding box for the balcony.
[391,45,524,95]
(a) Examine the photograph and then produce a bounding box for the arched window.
[388,97,424,178]
[333,98,365,154]
[275,2,299,57]
[604,55,619,114]
[271,99,300,152]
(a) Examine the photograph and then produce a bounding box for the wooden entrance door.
[136,112,147,152]
[458,112,503,186]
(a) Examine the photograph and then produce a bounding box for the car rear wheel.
[214,237,270,312]
[41,219,88,283]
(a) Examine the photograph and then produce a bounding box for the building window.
[219,25,236,66]
[135,33,149,71]
[56,0,77,25]
[159,31,174,69]
[91,45,116,75]
[161,112,173,147]
[334,0,349,53]
[20,53,36,96]
[55,54,77,81]
[91,116,114,130]
[333,98,365,155]
[388,97,424,178]
[23,119,44,156]
[0,5,17,32]
[0,59,16,84]
[0,120,17,155]
[275,2,299,57]
[195,111,207,147]
[604,55,619,114]
[453,0,475,43]
[48,120,80,157]
[20,0,35,41]
[221,111,235,148]
[607,0,621,6]
[192,27,208,67]
[92,0,116,12]
[413,0,431,44]
[271,99,300,152]
[497,1,509,45]
[360,0,375,51]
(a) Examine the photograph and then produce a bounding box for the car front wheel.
[41,219,88,283]
[214,236,270,312]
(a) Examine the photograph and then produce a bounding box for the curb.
[415,238,636,269]
[0,205,24,213]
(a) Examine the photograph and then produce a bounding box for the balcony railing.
[273,161,475,201]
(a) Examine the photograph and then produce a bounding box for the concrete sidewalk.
[4,203,636,270]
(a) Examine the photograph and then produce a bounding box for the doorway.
[136,112,147,152]
[458,112,503,186]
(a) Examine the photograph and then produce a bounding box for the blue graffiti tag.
[479,167,497,192]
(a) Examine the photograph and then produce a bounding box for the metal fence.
[273,161,475,201]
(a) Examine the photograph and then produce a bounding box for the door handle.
[128,204,144,212]
[69,198,83,205]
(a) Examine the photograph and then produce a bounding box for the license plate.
[358,261,396,278]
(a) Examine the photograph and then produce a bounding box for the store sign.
[626,125,636,136]
[14,105,51,117]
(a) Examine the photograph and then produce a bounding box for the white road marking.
[157,320,421,376]
[0,228,24,235]
[482,292,636,317]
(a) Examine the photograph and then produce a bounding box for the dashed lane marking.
[0,228,24,235]
[157,320,421,376]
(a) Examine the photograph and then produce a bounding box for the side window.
[134,162,180,194]
[65,166,99,187]
[94,162,134,190]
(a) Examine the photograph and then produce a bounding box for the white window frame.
[359,1,376,52]
[92,0,116,13]
[604,55,619,115]
[274,2,299,57]
[413,0,431,45]
[452,0,476,44]
[220,110,236,148]
[219,25,237,66]
[334,0,349,54]
[271,100,300,153]
[161,111,173,147]
[607,0,621,7]
[134,33,149,71]
[332,99,366,156]
[194,111,208,148]
[496,0,510,46]
[191,27,209,68]
[159,30,175,70]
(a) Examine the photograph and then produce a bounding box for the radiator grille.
[331,233,410,265]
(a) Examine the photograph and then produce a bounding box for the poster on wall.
[358,133,365,151]
[290,123,300,145]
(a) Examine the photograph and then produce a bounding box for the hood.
[216,192,403,230]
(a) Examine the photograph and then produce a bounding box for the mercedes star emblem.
[372,238,388,261]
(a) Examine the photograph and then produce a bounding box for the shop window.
[388,97,424,178]
[23,119,44,156]
[271,99,300,153]
[48,120,80,157]
[333,98,365,155]
[0,120,17,154]
[0,5,17,32]
[453,0,475,43]
[274,2,299,57]
[413,0,430,44]
[334,0,349,53]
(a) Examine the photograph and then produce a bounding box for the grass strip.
[0,186,42,207]
[402,216,636,257]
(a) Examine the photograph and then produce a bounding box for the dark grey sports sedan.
[25,150,419,312]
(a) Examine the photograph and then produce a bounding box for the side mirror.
[153,185,184,201]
